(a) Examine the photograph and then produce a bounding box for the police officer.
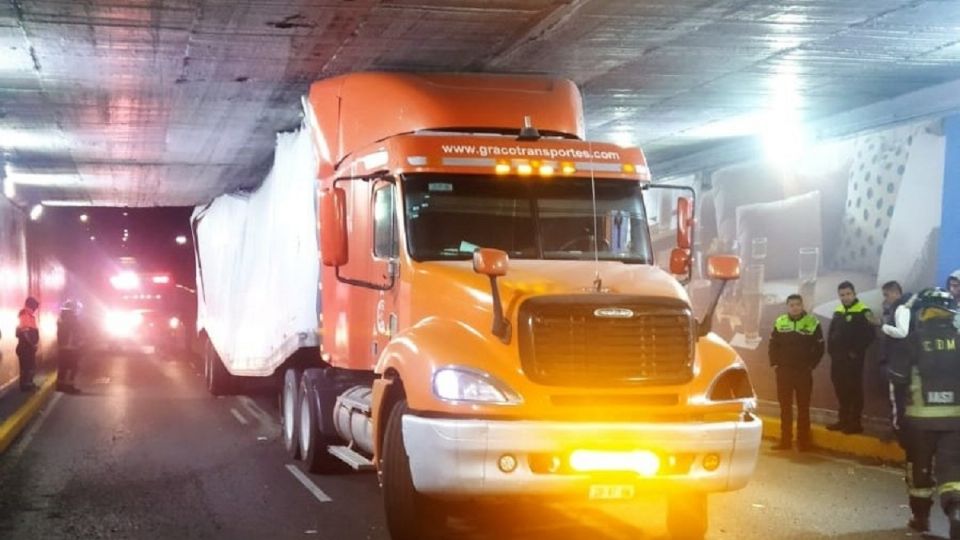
[827,281,876,434]
[769,294,825,451]
[892,288,960,537]
[15,296,40,392]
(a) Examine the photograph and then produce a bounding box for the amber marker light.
[494,161,511,175]
[539,164,555,177]
[516,162,533,176]
[561,162,576,175]
[622,163,636,173]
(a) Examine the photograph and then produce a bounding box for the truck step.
[327,445,374,471]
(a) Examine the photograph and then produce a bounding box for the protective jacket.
[828,300,874,359]
[770,312,825,369]
[906,316,960,430]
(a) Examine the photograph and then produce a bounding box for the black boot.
[909,496,932,533]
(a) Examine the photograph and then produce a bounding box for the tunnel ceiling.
[2,0,960,206]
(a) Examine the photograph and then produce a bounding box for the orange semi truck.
[192,73,761,540]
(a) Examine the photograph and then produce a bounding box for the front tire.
[282,368,301,459]
[667,492,708,540]
[381,399,447,540]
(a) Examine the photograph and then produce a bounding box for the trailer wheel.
[282,368,301,459]
[298,376,343,473]
[666,492,708,540]
[204,340,233,396]
[381,399,446,540]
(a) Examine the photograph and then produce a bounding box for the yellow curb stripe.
[760,414,906,463]
[0,374,58,454]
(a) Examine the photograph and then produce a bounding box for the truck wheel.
[381,399,446,540]
[282,368,301,459]
[666,492,708,540]
[298,376,342,473]
[204,341,233,396]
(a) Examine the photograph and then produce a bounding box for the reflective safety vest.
[775,313,820,335]
[906,317,960,422]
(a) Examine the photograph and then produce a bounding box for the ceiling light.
[29,204,43,221]
[175,235,187,245]
[79,214,89,223]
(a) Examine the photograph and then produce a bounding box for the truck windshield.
[403,174,652,263]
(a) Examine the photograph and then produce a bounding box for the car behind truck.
[192,72,761,540]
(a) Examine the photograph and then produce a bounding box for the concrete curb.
[0,373,58,454]
[761,414,905,463]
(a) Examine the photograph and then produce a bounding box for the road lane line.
[230,408,249,425]
[238,396,276,425]
[285,464,333,503]
[8,392,63,459]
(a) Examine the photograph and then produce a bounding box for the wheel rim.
[283,378,296,444]
[299,393,311,455]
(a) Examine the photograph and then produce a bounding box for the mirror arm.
[488,275,512,344]
[697,280,729,338]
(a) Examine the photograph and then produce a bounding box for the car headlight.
[432,367,521,404]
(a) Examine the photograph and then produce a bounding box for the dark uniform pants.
[57,350,79,385]
[17,348,36,389]
[831,353,865,428]
[777,366,813,444]
[905,423,960,517]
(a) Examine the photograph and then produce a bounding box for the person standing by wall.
[948,270,960,304]
[15,296,40,392]
[881,281,913,447]
[827,281,876,434]
[56,300,84,393]
[769,294,825,451]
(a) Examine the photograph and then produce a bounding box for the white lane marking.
[285,464,333,503]
[230,408,249,426]
[9,392,63,460]
[237,396,276,426]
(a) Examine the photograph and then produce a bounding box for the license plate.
[588,484,636,500]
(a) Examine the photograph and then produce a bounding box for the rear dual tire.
[204,341,233,396]
[297,375,342,473]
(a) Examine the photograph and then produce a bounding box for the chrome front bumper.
[402,414,762,497]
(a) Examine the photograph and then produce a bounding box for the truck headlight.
[432,367,521,404]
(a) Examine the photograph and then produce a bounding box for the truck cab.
[307,74,761,540]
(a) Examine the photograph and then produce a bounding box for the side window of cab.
[373,182,398,259]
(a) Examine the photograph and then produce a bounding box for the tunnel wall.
[661,117,948,428]
[0,198,65,392]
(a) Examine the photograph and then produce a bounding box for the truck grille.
[518,296,694,387]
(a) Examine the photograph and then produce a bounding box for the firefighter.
[894,288,960,537]
[56,300,85,393]
[15,296,40,392]
[769,294,825,451]
[827,281,877,434]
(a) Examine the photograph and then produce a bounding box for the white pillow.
[876,127,945,293]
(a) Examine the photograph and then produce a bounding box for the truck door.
[370,179,400,365]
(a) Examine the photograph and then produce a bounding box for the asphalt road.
[0,351,950,539]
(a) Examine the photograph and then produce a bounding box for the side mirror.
[676,196,694,250]
[707,254,741,281]
[669,248,691,276]
[319,187,348,267]
[473,248,509,277]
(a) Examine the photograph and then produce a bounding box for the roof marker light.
[561,162,576,175]
[539,164,555,177]
[622,163,636,174]
[494,162,511,175]
[516,163,533,176]
[407,156,427,166]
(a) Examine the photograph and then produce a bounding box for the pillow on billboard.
[876,127,945,293]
